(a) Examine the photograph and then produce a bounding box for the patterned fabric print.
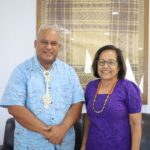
[39,0,145,89]
[0,56,84,150]
[85,79,142,150]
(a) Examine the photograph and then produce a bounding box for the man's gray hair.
[36,24,63,44]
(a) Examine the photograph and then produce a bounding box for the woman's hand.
[80,144,86,150]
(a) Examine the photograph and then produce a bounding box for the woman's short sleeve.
[125,80,142,113]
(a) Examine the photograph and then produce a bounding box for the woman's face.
[98,49,119,81]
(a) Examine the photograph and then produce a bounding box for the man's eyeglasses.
[98,59,118,66]
[40,40,59,46]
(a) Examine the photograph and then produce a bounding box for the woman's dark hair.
[92,45,126,79]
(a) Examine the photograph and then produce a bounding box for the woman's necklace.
[92,80,118,114]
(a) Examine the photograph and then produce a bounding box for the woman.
[81,45,142,150]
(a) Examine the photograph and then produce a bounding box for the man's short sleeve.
[0,66,27,107]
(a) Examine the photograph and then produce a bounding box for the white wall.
[0,0,36,145]
[0,0,150,146]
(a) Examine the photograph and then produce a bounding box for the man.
[0,25,84,150]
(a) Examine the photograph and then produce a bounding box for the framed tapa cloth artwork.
[36,0,149,104]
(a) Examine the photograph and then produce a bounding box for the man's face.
[34,29,61,68]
